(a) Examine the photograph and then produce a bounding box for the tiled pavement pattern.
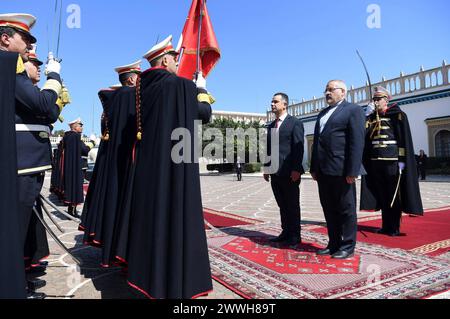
[33,174,450,299]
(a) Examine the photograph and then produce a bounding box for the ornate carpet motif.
[223,237,361,275]
[207,223,450,299]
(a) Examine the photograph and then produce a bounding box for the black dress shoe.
[316,248,334,256]
[387,230,400,237]
[283,237,300,246]
[269,233,288,243]
[27,279,46,291]
[331,251,354,259]
[377,228,400,236]
[27,291,46,299]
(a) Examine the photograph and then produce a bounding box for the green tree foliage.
[52,129,65,137]
[202,118,266,163]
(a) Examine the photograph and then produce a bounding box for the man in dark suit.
[264,93,305,246]
[310,80,365,259]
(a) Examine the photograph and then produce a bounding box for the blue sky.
[3,0,450,134]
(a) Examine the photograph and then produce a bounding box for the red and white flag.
[177,0,220,80]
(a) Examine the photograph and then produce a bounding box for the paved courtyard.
[34,173,450,299]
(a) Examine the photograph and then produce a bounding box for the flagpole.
[195,0,206,80]
[92,97,95,135]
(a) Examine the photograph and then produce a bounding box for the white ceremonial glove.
[89,134,97,141]
[194,72,207,89]
[365,103,376,116]
[45,52,61,75]
[398,162,405,173]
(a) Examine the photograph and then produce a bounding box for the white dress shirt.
[275,112,288,132]
[320,100,344,133]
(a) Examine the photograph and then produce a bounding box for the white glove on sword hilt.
[194,72,207,90]
[398,162,405,173]
[45,51,61,75]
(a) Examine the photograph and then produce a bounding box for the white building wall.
[303,120,316,167]
[401,97,450,154]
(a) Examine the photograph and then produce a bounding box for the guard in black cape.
[126,35,214,299]
[61,118,95,217]
[1,13,66,298]
[360,86,423,236]
[79,85,120,243]
[80,60,140,268]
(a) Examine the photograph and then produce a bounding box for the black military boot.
[27,278,46,291]
[26,287,46,299]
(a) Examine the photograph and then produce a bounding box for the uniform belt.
[372,140,397,145]
[371,157,399,161]
[15,124,51,135]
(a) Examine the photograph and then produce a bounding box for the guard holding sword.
[360,86,423,236]
[0,13,65,298]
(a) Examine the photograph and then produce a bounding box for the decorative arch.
[425,116,450,156]
[435,130,450,157]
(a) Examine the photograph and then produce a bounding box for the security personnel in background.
[360,86,423,236]
[61,118,95,217]
[0,13,64,299]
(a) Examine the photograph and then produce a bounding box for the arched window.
[435,130,450,157]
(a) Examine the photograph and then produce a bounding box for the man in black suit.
[264,93,305,246]
[310,80,365,259]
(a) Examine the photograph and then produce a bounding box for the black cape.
[126,68,212,299]
[80,87,136,268]
[0,51,26,298]
[360,104,424,215]
[80,89,117,245]
[61,131,89,205]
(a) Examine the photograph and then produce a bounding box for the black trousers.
[419,166,426,180]
[317,174,357,253]
[18,173,48,264]
[236,168,242,181]
[369,161,402,232]
[271,175,301,238]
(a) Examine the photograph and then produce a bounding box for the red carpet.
[208,223,450,299]
[83,183,89,196]
[203,208,261,229]
[312,206,450,257]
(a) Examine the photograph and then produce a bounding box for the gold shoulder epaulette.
[198,93,216,105]
[16,55,25,74]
